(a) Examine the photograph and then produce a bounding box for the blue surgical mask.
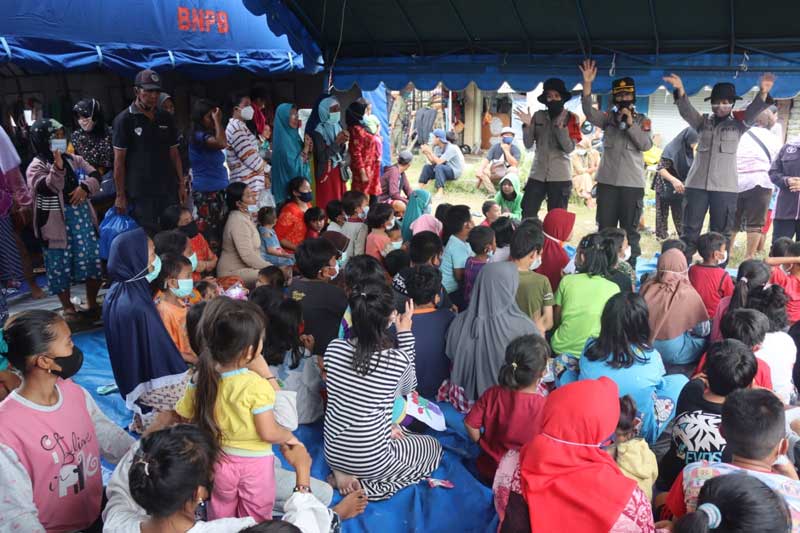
[423,204,432,215]
[337,251,348,269]
[359,206,369,220]
[188,253,198,272]
[328,111,341,124]
[298,191,313,203]
[502,136,514,145]
[170,278,194,298]
[145,255,162,283]
[247,204,259,214]
[389,240,403,251]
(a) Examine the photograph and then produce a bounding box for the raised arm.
[663,73,704,130]
[741,73,775,126]
[579,59,609,128]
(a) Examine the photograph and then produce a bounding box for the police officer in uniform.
[515,78,580,218]
[663,72,774,261]
[580,59,653,268]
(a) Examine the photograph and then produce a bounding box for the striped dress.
[225,118,266,193]
[323,331,442,500]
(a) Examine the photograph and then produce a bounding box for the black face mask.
[546,100,564,117]
[615,100,634,109]
[180,221,199,239]
[47,346,84,379]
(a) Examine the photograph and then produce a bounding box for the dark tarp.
[284,0,800,95]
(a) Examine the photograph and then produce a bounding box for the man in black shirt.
[112,69,184,227]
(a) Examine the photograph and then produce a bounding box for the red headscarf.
[639,248,709,341]
[520,377,637,533]
[535,208,576,291]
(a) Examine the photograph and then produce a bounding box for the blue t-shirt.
[189,131,228,192]
[441,236,474,293]
[578,341,666,442]
[411,308,456,398]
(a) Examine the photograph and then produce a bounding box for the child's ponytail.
[727,259,770,314]
[497,334,549,391]
[193,347,222,443]
[349,282,394,375]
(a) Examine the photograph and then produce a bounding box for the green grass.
[405,151,767,267]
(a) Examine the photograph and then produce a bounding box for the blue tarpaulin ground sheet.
[71,330,498,532]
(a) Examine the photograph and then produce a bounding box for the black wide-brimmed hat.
[704,82,742,102]
[538,78,573,104]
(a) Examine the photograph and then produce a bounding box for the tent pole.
[647,0,660,60]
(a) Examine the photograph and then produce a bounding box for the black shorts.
[734,186,772,233]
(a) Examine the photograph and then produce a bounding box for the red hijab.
[535,208,576,291]
[520,377,637,533]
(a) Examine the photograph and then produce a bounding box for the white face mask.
[719,250,728,264]
[385,219,395,231]
[389,240,403,251]
[621,246,631,262]
[712,103,733,118]
[240,105,255,121]
[563,257,576,275]
[530,256,542,271]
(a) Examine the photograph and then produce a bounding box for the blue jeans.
[419,163,455,190]
[654,333,707,366]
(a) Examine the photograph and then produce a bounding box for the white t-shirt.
[736,126,782,192]
[757,331,797,404]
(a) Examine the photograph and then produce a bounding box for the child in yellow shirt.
[176,297,298,521]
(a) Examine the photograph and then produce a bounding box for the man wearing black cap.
[514,77,580,218]
[663,72,775,262]
[580,59,653,269]
[112,69,184,228]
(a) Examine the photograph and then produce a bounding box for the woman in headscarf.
[347,100,382,204]
[654,128,699,239]
[500,377,658,532]
[310,96,349,211]
[640,248,709,366]
[102,227,189,432]
[441,261,538,413]
[271,103,311,206]
[26,119,103,321]
[70,98,113,182]
[535,207,576,291]
[401,188,431,242]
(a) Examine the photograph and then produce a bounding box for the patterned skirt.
[0,215,22,284]
[42,203,102,295]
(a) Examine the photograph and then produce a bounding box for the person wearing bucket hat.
[379,150,414,215]
[112,69,184,229]
[475,126,521,196]
[514,78,581,218]
[663,71,775,262]
[580,59,654,270]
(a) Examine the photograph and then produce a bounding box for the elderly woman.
[27,118,103,321]
[103,228,190,432]
[217,181,271,287]
[310,96,349,211]
[640,248,710,366]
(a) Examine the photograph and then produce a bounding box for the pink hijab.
[640,249,709,341]
[410,214,443,237]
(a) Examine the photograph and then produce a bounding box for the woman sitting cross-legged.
[323,282,442,500]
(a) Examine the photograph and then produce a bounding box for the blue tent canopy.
[0,0,323,78]
[332,52,800,98]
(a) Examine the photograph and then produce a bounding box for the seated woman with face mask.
[0,310,134,532]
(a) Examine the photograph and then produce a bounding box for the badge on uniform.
[788,146,798,154]
[134,127,143,136]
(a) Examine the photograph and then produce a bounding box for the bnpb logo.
[177,7,229,33]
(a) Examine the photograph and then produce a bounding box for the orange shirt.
[156,297,194,360]
[189,233,216,282]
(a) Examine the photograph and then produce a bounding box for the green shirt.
[551,273,620,356]
[516,270,554,320]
